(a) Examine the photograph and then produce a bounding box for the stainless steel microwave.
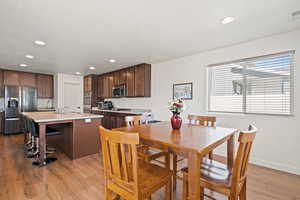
[112,84,126,97]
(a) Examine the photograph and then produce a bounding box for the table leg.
[188,151,203,200]
[38,123,46,166]
[227,134,235,168]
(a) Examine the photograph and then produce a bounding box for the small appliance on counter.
[97,100,114,110]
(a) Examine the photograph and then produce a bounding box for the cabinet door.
[119,69,127,85]
[3,70,20,86]
[20,72,36,87]
[102,75,109,98]
[113,71,120,86]
[0,69,3,86]
[97,75,103,98]
[45,75,53,98]
[126,67,135,97]
[107,73,114,98]
[134,64,145,97]
[37,74,53,98]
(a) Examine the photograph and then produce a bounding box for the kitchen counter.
[23,111,104,123]
[91,107,152,115]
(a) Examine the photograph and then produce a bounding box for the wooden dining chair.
[188,115,216,159]
[181,125,257,200]
[125,116,170,167]
[99,126,173,200]
[172,115,216,190]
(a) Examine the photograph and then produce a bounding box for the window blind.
[208,51,294,115]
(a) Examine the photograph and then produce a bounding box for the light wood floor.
[1,134,300,200]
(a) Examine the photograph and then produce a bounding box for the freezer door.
[21,87,37,112]
[4,118,22,134]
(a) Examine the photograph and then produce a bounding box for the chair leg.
[105,187,114,200]
[208,151,213,160]
[182,172,188,200]
[172,154,177,191]
[239,179,247,200]
[165,179,172,200]
[165,153,170,169]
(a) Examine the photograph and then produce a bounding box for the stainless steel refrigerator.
[4,86,37,135]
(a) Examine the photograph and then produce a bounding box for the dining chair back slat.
[188,115,216,127]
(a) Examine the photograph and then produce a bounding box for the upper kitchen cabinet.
[96,63,151,98]
[126,67,135,97]
[119,69,127,85]
[97,75,104,98]
[134,64,151,97]
[84,75,92,93]
[107,72,114,98]
[36,74,54,98]
[0,69,3,86]
[0,70,3,97]
[3,70,20,86]
[84,75,98,107]
[19,72,36,87]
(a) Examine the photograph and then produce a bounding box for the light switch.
[85,118,92,123]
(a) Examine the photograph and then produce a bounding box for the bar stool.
[26,118,62,165]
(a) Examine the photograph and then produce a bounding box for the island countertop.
[22,112,104,123]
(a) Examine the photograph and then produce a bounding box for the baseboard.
[214,150,300,176]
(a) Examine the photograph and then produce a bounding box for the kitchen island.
[23,112,103,165]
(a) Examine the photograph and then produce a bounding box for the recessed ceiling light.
[34,40,46,46]
[221,17,235,24]
[109,59,116,63]
[20,64,28,67]
[89,66,96,70]
[25,54,34,59]
[75,72,81,75]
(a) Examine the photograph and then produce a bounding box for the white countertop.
[91,107,152,115]
[22,112,104,123]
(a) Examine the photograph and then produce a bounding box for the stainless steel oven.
[112,84,125,98]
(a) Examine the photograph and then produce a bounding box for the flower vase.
[171,112,182,130]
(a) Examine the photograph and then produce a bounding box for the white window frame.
[207,50,295,116]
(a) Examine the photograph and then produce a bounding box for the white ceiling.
[0,0,300,75]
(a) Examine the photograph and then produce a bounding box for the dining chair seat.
[133,160,173,194]
[182,158,232,188]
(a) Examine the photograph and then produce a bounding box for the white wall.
[110,30,300,175]
[54,73,84,112]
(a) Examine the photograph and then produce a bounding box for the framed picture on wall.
[173,82,193,100]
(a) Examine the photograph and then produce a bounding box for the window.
[207,51,294,115]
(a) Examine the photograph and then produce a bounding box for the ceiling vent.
[292,10,300,20]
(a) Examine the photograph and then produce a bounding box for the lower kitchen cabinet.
[92,111,139,129]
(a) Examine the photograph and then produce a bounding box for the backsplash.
[38,98,54,109]
[0,98,4,111]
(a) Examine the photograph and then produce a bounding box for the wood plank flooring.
[1,134,300,200]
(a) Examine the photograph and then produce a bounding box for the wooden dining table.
[114,122,237,200]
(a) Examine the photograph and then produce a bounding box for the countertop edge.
[34,115,104,123]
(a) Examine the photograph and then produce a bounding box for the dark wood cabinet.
[92,111,136,129]
[0,69,3,86]
[0,70,3,97]
[119,69,127,85]
[134,64,151,97]
[36,74,53,98]
[20,72,36,87]
[126,67,135,97]
[107,73,114,98]
[84,75,92,92]
[97,75,104,98]
[3,70,20,86]
[96,63,151,98]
